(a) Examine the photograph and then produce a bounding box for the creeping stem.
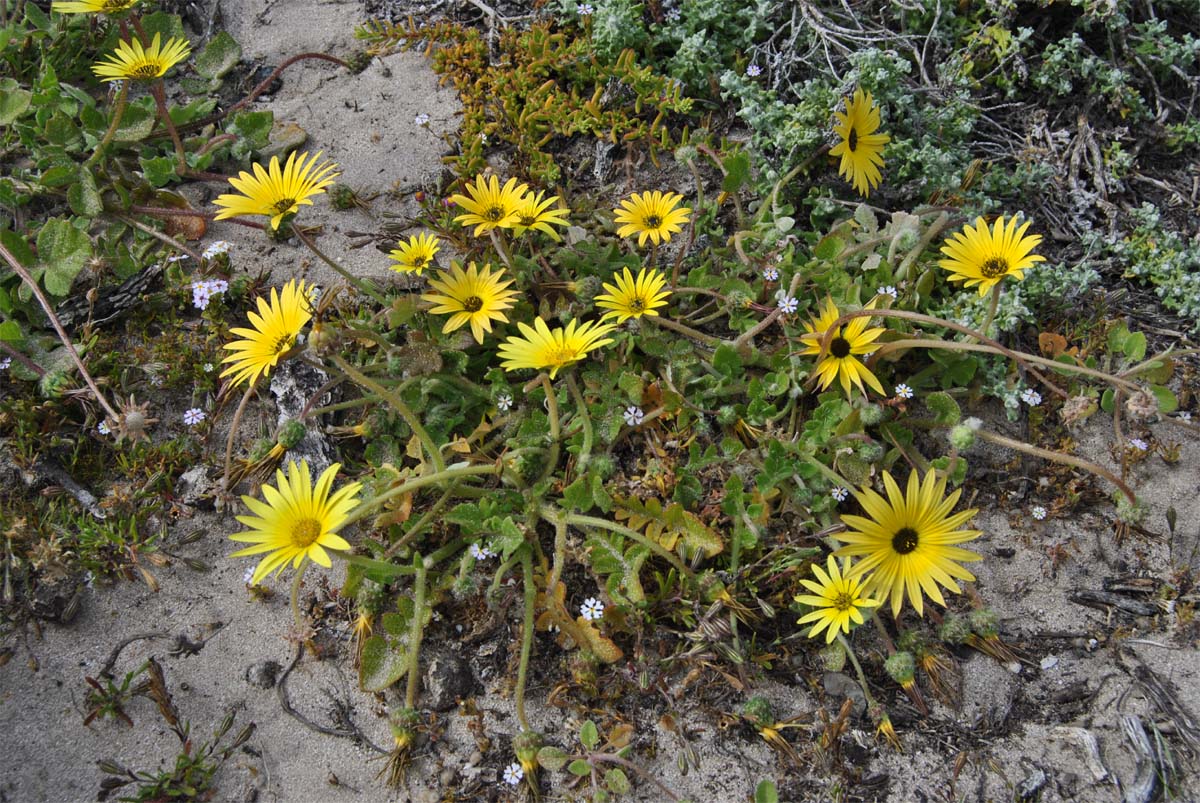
[515,548,535,731]
[404,557,428,709]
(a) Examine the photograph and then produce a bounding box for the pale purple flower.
[414,113,430,126]
[577,3,593,15]
[502,763,524,786]
[97,421,111,435]
[1031,505,1047,521]
[877,285,898,299]
[201,241,231,260]
[623,406,645,427]
[831,487,848,502]
[469,543,495,560]
[1129,438,1149,452]
[762,266,779,281]
[665,7,681,22]
[0,357,10,370]
[777,295,799,314]
[1020,388,1042,406]
[183,407,206,426]
[496,392,513,412]
[746,64,762,77]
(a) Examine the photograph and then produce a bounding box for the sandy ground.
[3,1,1200,802]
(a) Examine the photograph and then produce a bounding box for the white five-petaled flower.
[0,357,10,370]
[1178,411,1192,422]
[203,362,214,372]
[414,112,430,126]
[762,266,779,281]
[666,7,681,21]
[183,407,206,426]
[623,405,645,427]
[503,763,524,786]
[580,597,604,621]
[577,3,594,15]
[746,64,762,77]
[1031,505,1047,521]
[496,392,513,412]
[97,421,111,435]
[469,543,495,560]
[1020,388,1042,406]
[1129,437,1149,452]
[877,285,898,299]
[777,295,799,314]
[201,241,231,260]
[894,384,913,400]
[831,487,848,502]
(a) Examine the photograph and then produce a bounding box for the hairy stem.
[294,228,389,306]
[222,381,257,491]
[974,427,1136,503]
[515,548,535,731]
[404,557,428,709]
[86,81,128,168]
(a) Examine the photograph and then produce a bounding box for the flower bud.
[938,612,972,645]
[819,642,846,672]
[741,695,774,729]
[969,608,999,639]
[949,424,976,450]
[276,419,307,449]
[884,651,916,686]
[858,403,885,426]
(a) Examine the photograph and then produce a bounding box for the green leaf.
[603,768,630,794]
[774,215,795,233]
[925,391,961,425]
[590,471,612,513]
[712,343,742,379]
[36,218,91,297]
[67,169,103,217]
[139,11,187,42]
[1124,331,1147,362]
[1150,385,1178,413]
[567,759,591,777]
[614,496,723,557]
[754,780,780,803]
[139,155,178,188]
[586,533,648,604]
[721,151,750,194]
[0,78,32,125]
[562,476,594,513]
[1100,388,1115,413]
[0,228,36,273]
[536,747,569,771]
[358,635,408,692]
[579,720,599,749]
[813,235,844,261]
[0,320,23,342]
[114,98,156,142]
[193,31,241,79]
[228,110,274,152]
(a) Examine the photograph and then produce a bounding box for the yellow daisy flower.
[221,279,312,387]
[497,317,617,379]
[511,190,571,240]
[795,555,881,643]
[52,0,138,14]
[938,215,1046,297]
[799,297,887,397]
[213,151,339,231]
[420,261,519,344]
[613,190,691,247]
[834,469,983,618]
[229,460,362,586]
[387,232,440,276]
[595,267,671,323]
[91,33,191,83]
[450,175,529,236]
[829,88,891,198]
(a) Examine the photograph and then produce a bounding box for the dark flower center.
[830,336,852,359]
[291,518,322,549]
[272,334,296,355]
[104,0,131,9]
[980,257,1010,279]
[644,214,662,229]
[892,526,919,555]
[848,127,859,151]
[462,296,484,312]
[519,214,537,226]
[628,298,646,312]
[130,63,159,79]
[831,590,854,611]
[412,254,429,267]
[272,198,297,215]
[484,205,505,222]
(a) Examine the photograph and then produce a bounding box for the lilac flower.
[777,295,799,314]
[183,407,206,426]
[746,64,762,77]
[762,266,779,281]
[831,487,848,502]
[1031,506,1047,521]
[623,406,645,427]
[581,597,604,621]
[1020,388,1042,406]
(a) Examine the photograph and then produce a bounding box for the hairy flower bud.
[938,612,972,645]
[949,424,976,450]
[969,608,999,639]
[742,695,774,729]
[276,419,307,449]
[885,651,916,686]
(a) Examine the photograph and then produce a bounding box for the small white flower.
[777,295,799,314]
[577,3,593,15]
[97,421,111,435]
[894,384,913,400]
[502,763,524,786]
[183,407,206,426]
[877,285,898,299]
[201,241,231,260]
[666,7,681,21]
[192,284,212,310]
[243,566,256,585]
[496,392,513,412]
[414,112,430,126]
[1178,411,1192,422]
[746,64,762,77]
[762,266,779,281]
[203,363,214,372]
[831,487,848,502]
[165,253,190,263]
[1129,437,1149,452]
[211,279,229,295]
[469,543,495,560]
[83,570,95,589]
[147,374,164,388]
[309,285,322,303]
[1031,505,1047,521]
[1020,388,1042,406]
[622,405,645,427]
[580,597,604,621]
[0,357,10,370]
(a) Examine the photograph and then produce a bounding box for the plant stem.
[566,374,594,472]
[650,315,721,347]
[837,632,880,709]
[489,229,514,270]
[515,548,535,731]
[293,228,389,306]
[0,242,120,423]
[328,354,445,473]
[976,284,1001,340]
[974,427,1136,503]
[222,381,257,491]
[342,464,501,526]
[404,556,428,709]
[290,560,309,631]
[537,373,561,484]
[86,81,128,168]
[111,213,202,262]
[561,512,695,579]
[149,80,188,169]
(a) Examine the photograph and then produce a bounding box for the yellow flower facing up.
[91,33,191,83]
[451,175,529,236]
[53,0,138,14]
[497,317,617,379]
[229,460,361,585]
[511,190,571,240]
[834,469,983,618]
[420,261,519,344]
[613,190,691,247]
[387,232,440,276]
[595,267,671,323]
[938,215,1045,297]
[829,88,891,198]
[221,279,312,387]
[795,555,881,643]
[213,151,339,230]
[799,297,887,397]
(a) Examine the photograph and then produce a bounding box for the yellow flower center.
[411,254,429,267]
[829,336,851,359]
[291,518,322,549]
[130,62,160,79]
[484,205,505,222]
[980,257,1010,279]
[830,589,855,612]
[272,198,297,215]
[272,334,296,356]
[104,0,132,9]
[643,214,662,229]
[848,127,859,152]
[462,295,484,313]
[628,297,646,312]
[547,346,580,366]
[892,526,919,555]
